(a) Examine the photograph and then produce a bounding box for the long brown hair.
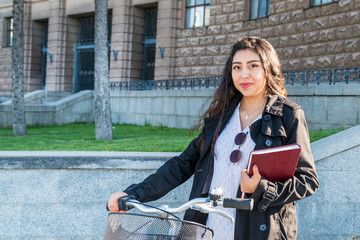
[192,36,286,154]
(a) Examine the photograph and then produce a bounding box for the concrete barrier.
[111,84,360,131]
[297,124,360,240]
[0,124,359,239]
[110,88,214,129]
[0,90,93,127]
[0,151,191,239]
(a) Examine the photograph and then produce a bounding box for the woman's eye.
[250,64,258,68]
[233,66,240,70]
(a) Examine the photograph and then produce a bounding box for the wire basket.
[104,213,213,240]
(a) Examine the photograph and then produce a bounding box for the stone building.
[0,0,359,97]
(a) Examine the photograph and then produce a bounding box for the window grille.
[186,0,210,28]
[6,17,13,47]
[142,8,157,81]
[250,0,270,20]
[78,17,112,45]
[74,16,112,92]
[78,19,95,45]
[144,8,157,40]
[310,0,338,6]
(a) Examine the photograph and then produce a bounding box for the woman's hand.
[107,192,128,213]
[240,165,261,194]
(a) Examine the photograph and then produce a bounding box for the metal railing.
[109,76,221,91]
[283,67,360,85]
[109,67,360,91]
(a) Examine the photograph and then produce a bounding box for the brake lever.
[191,203,235,223]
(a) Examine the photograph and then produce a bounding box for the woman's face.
[231,49,267,98]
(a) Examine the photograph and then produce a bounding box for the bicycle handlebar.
[113,197,253,223]
[107,187,254,223]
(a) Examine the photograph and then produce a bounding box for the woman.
[107,36,319,239]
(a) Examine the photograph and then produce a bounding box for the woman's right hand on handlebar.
[108,192,128,213]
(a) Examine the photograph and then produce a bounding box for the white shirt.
[206,102,262,240]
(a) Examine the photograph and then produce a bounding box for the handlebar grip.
[118,195,135,211]
[223,198,254,211]
[106,195,136,211]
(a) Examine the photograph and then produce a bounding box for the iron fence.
[109,76,221,91]
[284,67,360,85]
[110,67,360,91]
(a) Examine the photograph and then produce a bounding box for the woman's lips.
[240,83,252,89]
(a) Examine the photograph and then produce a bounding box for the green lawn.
[0,123,343,152]
[308,128,344,142]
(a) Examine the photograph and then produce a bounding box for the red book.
[247,143,301,182]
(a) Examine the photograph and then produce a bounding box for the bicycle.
[104,187,254,240]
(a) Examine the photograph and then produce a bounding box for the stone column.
[154,0,177,80]
[109,0,134,82]
[46,0,67,91]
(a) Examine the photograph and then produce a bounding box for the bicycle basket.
[104,213,213,240]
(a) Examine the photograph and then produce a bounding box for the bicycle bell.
[209,186,223,201]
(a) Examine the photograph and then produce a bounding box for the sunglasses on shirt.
[230,131,248,164]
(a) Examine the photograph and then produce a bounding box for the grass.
[0,123,200,152]
[0,123,343,152]
[309,128,344,142]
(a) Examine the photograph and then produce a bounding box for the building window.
[186,0,210,28]
[310,0,338,6]
[250,0,270,20]
[5,17,13,47]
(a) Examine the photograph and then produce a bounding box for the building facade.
[0,0,359,97]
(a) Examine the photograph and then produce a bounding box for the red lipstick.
[240,83,252,89]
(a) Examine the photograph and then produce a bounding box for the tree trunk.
[12,0,27,136]
[94,0,113,140]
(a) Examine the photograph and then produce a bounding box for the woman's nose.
[240,67,250,78]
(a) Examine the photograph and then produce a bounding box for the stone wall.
[0,5,13,97]
[0,84,359,130]
[109,0,179,82]
[111,84,360,131]
[1,0,359,97]
[46,0,73,92]
[0,90,93,127]
[288,84,360,130]
[174,0,360,78]
[297,124,360,240]
[0,84,360,130]
[0,151,185,239]
[110,88,214,129]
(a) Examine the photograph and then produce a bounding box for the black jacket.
[124,94,319,240]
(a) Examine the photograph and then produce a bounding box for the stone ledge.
[0,151,180,169]
[311,124,360,162]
